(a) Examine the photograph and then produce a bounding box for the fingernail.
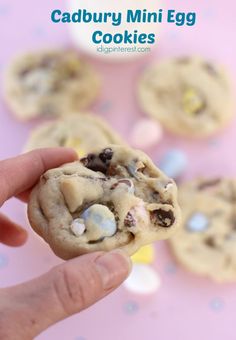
[95,250,132,291]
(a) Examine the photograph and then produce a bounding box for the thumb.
[0,250,131,339]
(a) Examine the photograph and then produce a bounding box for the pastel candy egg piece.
[123,264,161,294]
[111,179,135,194]
[124,203,150,231]
[65,137,86,157]
[70,218,86,236]
[131,244,155,264]
[81,204,117,240]
[182,88,205,115]
[127,160,145,178]
[159,149,187,179]
[186,212,209,232]
[130,118,163,149]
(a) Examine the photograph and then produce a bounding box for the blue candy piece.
[187,212,209,232]
[0,254,8,268]
[159,149,187,179]
[93,212,116,232]
[123,301,139,314]
[81,208,91,220]
[127,163,138,178]
[81,204,117,237]
[209,297,224,311]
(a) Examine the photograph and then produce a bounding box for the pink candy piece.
[130,118,163,149]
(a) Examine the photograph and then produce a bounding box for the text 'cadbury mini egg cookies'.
[138,57,234,138]
[24,113,125,157]
[4,50,100,120]
[169,178,236,282]
[28,145,181,260]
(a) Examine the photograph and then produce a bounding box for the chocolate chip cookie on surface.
[28,145,181,260]
[4,50,100,120]
[169,178,236,282]
[138,57,234,138]
[24,113,124,157]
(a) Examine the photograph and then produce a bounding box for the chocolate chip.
[19,68,31,78]
[58,137,67,146]
[198,178,221,190]
[88,237,105,244]
[151,209,175,227]
[124,212,136,228]
[176,57,190,64]
[203,63,218,77]
[110,179,133,190]
[81,154,108,174]
[110,182,119,190]
[39,56,56,69]
[81,153,95,166]
[74,174,106,181]
[151,191,160,202]
[99,148,113,163]
[67,70,78,79]
[119,179,133,186]
[204,237,216,248]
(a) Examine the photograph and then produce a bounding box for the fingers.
[0,148,77,206]
[0,250,131,339]
[15,190,31,203]
[0,213,27,246]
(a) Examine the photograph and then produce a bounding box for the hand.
[0,148,131,339]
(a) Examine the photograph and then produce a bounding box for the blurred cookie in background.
[169,178,236,282]
[4,50,100,120]
[25,113,125,156]
[137,57,234,138]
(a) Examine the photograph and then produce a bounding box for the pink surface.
[0,1,236,339]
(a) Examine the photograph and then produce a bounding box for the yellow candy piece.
[182,88,204,115]
[64,137,86,157]
[61,57,81,76]
[57,57,81,81]
[131,244,155,264]
[67,57,81,71]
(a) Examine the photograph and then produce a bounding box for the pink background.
[0,1,236,339]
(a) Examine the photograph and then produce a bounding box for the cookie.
[24,114,124,156]
[4,50,100,120]
[138,57,234,138]
[169,178,236,282]
[28,145,181,260]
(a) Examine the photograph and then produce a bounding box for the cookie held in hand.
[28,145,181,259]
